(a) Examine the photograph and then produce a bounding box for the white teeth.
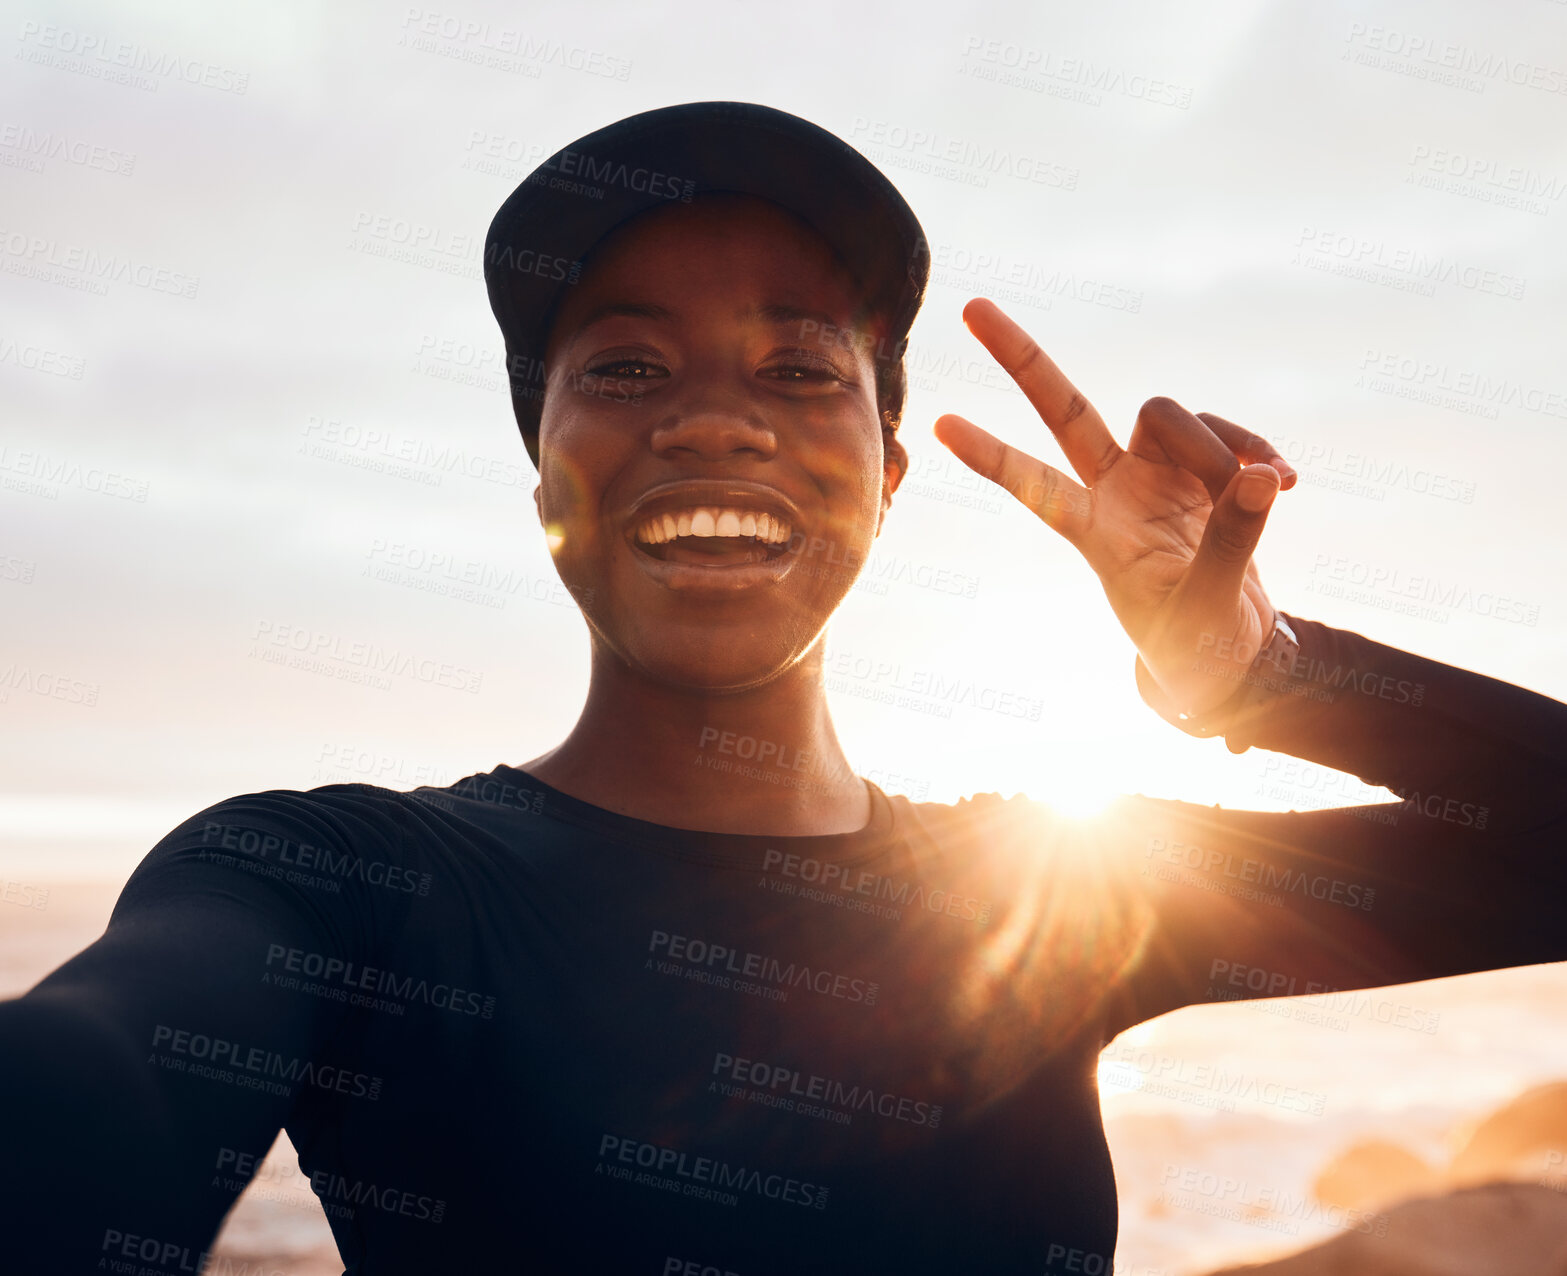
[632,504,795,545]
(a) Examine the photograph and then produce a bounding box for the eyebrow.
[570,301,675,333]
[747,303,848,333]
[568,300,851,337]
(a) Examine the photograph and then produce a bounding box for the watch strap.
[1135,612,1301,753]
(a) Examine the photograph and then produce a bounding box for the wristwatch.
[1134,611,1301,752]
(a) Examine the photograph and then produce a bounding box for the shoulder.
[119,781,420,911]
[883,785,1161,885]
[400,768,551,822]
[886,787,1055,842]
[161,781,414,855]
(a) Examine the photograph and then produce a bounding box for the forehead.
[546,195,871,346]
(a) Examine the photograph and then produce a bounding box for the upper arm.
[1098,792,1567,1036]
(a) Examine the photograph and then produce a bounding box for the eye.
[585,356,668,379]
[761,351,847,384]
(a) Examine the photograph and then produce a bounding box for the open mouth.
[632,506,794,567]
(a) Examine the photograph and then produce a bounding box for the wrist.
[1136,612,1301,752]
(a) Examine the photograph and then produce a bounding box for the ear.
[533,484,544,526]
[876,429,906,537]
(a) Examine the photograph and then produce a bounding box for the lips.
[622,480,803,589]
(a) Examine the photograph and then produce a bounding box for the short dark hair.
[876,343,909,487]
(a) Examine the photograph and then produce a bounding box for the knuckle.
[1094,439,1120,473]
[1139,395,1181,419]
[1030,468,1058,512]
[1208,523,1255,564]
[1012,338,1044,377]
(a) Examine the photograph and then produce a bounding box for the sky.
[5,0,1567,880]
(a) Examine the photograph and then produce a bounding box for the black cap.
[483,101,930,467]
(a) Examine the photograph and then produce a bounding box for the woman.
[5,102,1564,1275]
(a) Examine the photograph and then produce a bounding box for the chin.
[638,647,809,696]
[600,622,818,696]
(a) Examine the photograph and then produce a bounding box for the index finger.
[962,297,1123,485]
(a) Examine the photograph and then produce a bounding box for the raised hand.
[933,297,1297,719]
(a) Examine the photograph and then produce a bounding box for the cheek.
[535,400,611,518]
[533,442,608,583]
[828,428,890,525]
[810,462,887,576]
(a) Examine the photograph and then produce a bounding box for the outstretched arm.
[0,788,402,1271]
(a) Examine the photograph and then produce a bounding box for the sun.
[1046,779,1119,821]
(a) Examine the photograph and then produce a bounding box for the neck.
[521,642,869,835]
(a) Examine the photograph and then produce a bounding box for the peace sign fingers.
[959,297,1124,486]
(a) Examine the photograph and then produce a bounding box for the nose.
[649,380,778,462]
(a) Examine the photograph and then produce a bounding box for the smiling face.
[537,195,901,693]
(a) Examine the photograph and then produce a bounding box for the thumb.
[1181,463,1280,616]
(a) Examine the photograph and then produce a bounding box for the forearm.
[0,995,228,1271]
[0,879,346,1269]
[1145,614,1567,833]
